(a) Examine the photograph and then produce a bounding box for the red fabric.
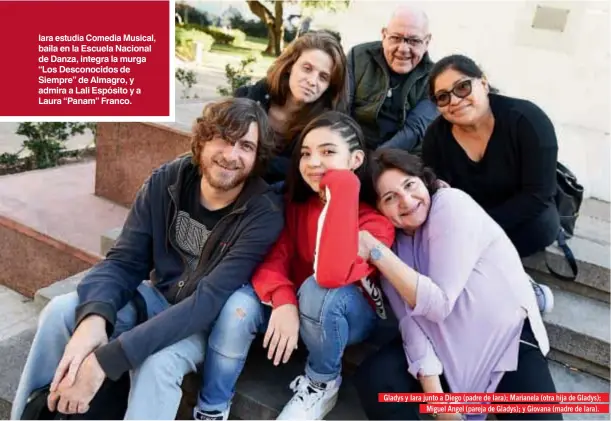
[252,170,395,308]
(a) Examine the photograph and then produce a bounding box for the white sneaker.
[276,374,341,420]
[193,406,230,420]
[529,279,554,314]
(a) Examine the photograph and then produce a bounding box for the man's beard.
[200,156,249,191]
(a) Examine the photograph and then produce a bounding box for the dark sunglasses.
[432,79,473,107]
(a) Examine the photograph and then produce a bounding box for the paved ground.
[0,286,37,343]
[0,57,229,155]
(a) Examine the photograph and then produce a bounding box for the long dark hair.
[428,54,499,99]
[368,148,439,201]
[286,111,371,203]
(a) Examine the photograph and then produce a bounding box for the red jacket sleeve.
[314,170,395,288]
[251,223,298,308]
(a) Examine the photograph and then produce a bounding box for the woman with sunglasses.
[421,54,560,313]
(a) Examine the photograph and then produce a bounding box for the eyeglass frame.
[383,30,429,48]
[431,78,476,107]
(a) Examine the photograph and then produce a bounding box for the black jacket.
[75,155,284,380]
[347,41,438,154]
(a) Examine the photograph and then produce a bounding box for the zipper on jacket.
[174,279,186,302]
[166,184,193,303]
[373,56,428,126]
[173,207,244,302]
[374,69,390,121]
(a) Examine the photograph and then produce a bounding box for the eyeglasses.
[432,79,473,107]
[385,34,425,47]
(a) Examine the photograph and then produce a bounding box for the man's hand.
[48,353,106,415]
[263,304,299,365]
[49,315,108,395]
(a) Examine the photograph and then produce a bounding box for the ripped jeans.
[197,277,377,413]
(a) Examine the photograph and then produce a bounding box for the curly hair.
[190,97,275,176]
[368,148,439,201]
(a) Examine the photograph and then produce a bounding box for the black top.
[77,155,284,382]
[422,94,558,232]
[180,174,233,229]
[176,174,234,269]
[377,67,410,142]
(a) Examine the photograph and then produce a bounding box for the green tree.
[246,0,349,56]
[16,122,94,169]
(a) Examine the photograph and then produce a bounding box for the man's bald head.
[381,5,431,74]
[387,5,429,34]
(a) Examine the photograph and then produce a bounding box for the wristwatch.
[369,242,384,261]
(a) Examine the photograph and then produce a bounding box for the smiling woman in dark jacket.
[234,30,349,185]
[421,54,560,314]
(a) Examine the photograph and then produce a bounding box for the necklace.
[387,82,400,98]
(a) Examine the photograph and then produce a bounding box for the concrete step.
[33,270,89,311]
[11,281,611,421]
[100,227,122,257]
[2,326,609,421]
[523,199,610,303]
[0,286,40,418]
[342,286,611,381]
[0,397,11,420]
[223,353,611,421]
[542,285,610,379]
[0,285,38,343]
[0,328,36,415]
[179,342,368,420]
[34,268,610,383]
[93,199,610,380]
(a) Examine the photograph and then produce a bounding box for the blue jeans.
[198,276,377,412]
[11,282,207,420]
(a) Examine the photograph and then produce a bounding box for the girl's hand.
[319,169,360,192]
[263,304,300,365]
[358,230,379,260]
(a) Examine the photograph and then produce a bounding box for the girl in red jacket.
[194,111,395,421]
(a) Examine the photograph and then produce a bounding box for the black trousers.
[354,320,561,420]
[505,204,560,258]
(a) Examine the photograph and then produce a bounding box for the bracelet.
[369,242,384,261]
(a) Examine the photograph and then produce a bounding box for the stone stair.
[0,133,607,419]
[1,311,609,421]
[0,286,38,420]
[21,197,611,420]
[523,199,610,380]
[97,200,611,381]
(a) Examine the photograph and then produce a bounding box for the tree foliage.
[246,0,350,56]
